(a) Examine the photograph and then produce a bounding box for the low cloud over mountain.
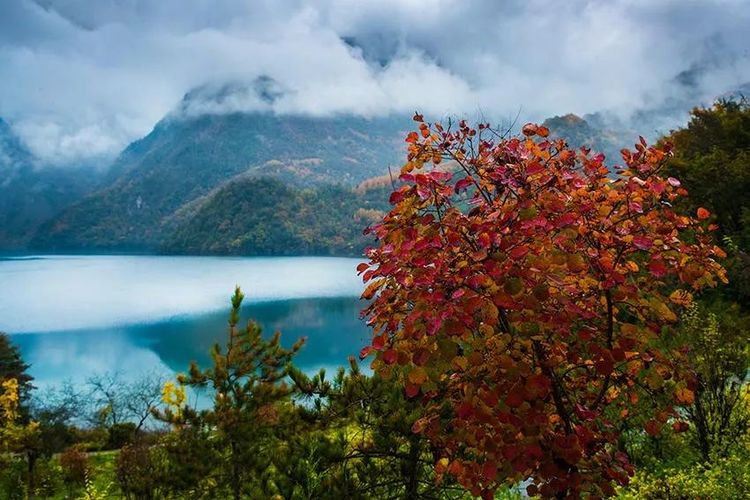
[1,0,749,164]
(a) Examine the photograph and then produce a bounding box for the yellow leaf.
[650,297,677,322]
[669,289,693,307]
[620,323,638,336]
[452,356,469,371]
[625,261,639,272]
[408,367,428,385]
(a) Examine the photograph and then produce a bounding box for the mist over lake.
[1,255,370,388]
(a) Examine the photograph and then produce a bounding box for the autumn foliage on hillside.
[359,116,727,498]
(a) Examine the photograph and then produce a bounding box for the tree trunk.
[405,435,420,498]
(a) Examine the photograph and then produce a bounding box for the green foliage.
[618,442,750,500]
[0,333,33,409]
[664,99,750,304]
[155,286,305,499]
[0,118,101,250]
[162,177,391,256]
[288,359,470,499]
[541,113,626,162]
[106,422,137,450]
[31,111,405,252]
[680,303,750,461]
[0,457,26,500]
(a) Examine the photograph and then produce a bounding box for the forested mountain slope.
[0,119,100,250]
[31,102,407,251]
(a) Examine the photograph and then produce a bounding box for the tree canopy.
[0,333,33,408]
[663,99,750,305]
[360,116,726,498]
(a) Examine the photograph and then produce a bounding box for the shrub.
[59,444,90,487]
[0,457,27,500]
[618,445,750,499]
[106,422,137,450]
[115,443,166,499]
[32,458,63,498]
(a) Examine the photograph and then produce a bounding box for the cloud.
[1,0,749,165]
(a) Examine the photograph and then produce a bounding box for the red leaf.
[650,180,665,195]
[382,348,398,365]
[509,245,530,259]
[526,162,544,175]
[632,235,653,250]
[389,189,406,204]
[595,356,614,376]
[648,258,667,278]
[372,334,386,350]
[555,213,576,228]
[505,391,524,408]
[481,462,497,481]
[697,207,711,220]
[359,346,373,360]
[457,401,474,419]
[429,170,452,183]
[522,123,538,136]
[413,348,430,366]
[672,421,689,433]
[645,419,662,436]
[405,131,419,143]
[455,177,473,193]
[405,384,420,398]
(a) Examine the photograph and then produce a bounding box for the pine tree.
[0,333,33,407]
[155,287,304,499]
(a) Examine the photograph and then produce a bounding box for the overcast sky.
[1,0,749,165]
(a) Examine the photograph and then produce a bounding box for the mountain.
[22,84,658,256]
[541,113,632,165]
[32,89,409,251]
[161,175,392,256]
[0,118,101,250]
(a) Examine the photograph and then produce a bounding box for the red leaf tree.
[359,117,727,498]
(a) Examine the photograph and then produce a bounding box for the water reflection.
[11,297,371,390]
[0,255,364,333]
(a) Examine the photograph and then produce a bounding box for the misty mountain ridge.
[6,80,749,254]
[28,83,411,252]
[0,119,102,250]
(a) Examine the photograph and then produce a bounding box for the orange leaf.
[521,123,538,136]
[669,290,693,306]
[361,278,384,300]
[408,367,428,385]
[697,207,711,220]
[645,419,662,436]
[675,387,695,405]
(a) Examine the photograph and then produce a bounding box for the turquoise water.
[1,255,370,389]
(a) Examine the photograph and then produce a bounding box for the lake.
[0,255,371,390]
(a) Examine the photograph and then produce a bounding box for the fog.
[2,0,749,165]
[0,255,364,333]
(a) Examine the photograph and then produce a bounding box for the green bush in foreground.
[618,443,750,500]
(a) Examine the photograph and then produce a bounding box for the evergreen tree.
[664,99,750,305]
[288,360,470,499]
[0,333,33,407]
[155,287,304,499]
